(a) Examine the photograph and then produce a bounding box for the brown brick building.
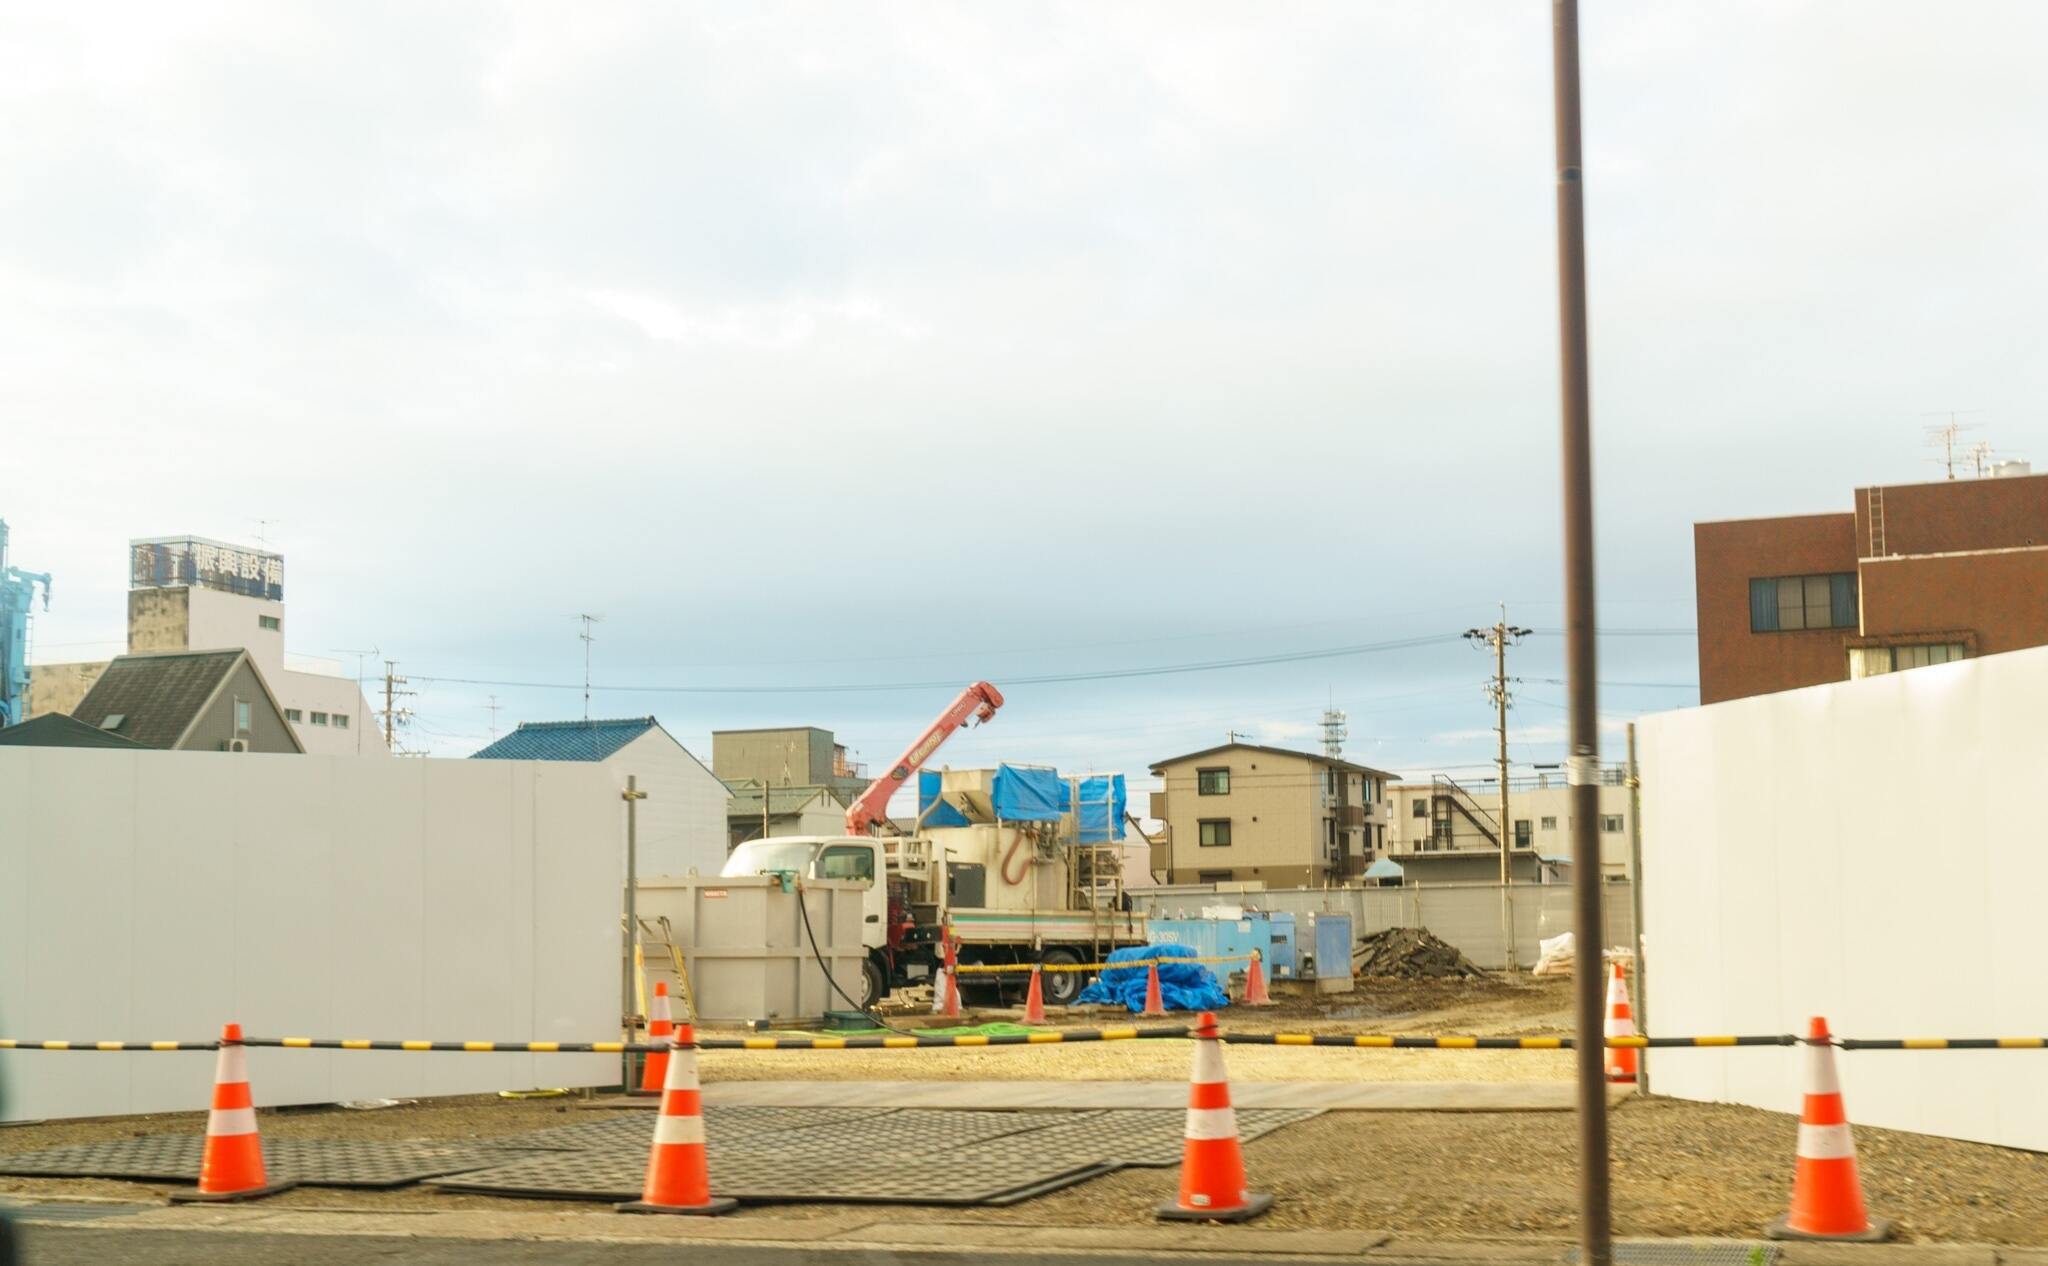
[1695,468,2048,703]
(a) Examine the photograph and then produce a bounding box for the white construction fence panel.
[1133,882,1634,972]
[0,748,620,1121]
[1638,644,2048,1152]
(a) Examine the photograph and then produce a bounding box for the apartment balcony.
[1335,804,1366,829]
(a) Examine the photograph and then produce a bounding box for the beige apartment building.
[1384,767,1636,881]
[1148,743,1396,887]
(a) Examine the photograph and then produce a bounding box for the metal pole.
[1551,1,1612,1262]
[1626,722,1648,1096]
[1495,620,1514,973]
[622,775,646,1089]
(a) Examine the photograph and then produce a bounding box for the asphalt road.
[10,1224,1556,1266]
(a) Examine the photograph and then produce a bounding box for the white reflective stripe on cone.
[1608,1017,1636,1036]
[664,1052,700,1092]
[1183,1106,1239,1141]
[1797,1122,1855,1160]
[217,1045,248,1083]
[1804,1042,1841,1096]
[207,1107,258,1137]
[1190,1040,1227,1086]
[653,1113,708,1146]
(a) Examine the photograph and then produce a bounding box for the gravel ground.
[8,976,2045,1245]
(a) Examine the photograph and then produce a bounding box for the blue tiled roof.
[470,717,659,763]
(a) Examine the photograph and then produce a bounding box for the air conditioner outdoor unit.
[222,738,249,753]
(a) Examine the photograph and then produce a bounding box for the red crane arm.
[844,681,1004,835]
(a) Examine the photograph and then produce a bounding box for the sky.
[4,2,2046,803]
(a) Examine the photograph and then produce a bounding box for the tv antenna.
[575,614,604,721]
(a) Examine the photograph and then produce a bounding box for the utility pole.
[576,614,603,722]
[378,660,415,754]
[1551,1,1614,1261]
[1465,607,1531,972]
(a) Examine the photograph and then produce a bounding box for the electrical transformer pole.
[1466,608,1531,971]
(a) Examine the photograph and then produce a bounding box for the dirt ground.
[7,976,2047,1245]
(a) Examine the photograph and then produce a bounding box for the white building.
[471,718,732,878]
[30,536,383,755]
[1385,767,1635,880]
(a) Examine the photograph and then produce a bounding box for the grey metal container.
[634,875,866,1023]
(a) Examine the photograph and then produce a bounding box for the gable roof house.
[471,718,731,877]
[69,649,302,754]
[0,712,151,750]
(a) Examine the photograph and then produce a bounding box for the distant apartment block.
[1383,768,1634,883]
[1147,743,1395,887]
[1695,466,2048,703]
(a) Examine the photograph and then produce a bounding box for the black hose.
[796,882,909,1034]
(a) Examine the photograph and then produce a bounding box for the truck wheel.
[1040,949,1085,1006]
[860,958,888,1011]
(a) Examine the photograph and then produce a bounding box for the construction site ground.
[6,975,2048,1247]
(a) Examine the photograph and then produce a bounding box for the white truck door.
[814,842,888,951]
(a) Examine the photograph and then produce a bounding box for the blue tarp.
[1069,773,1127,843]
[991,764,1064,822]
[1075,943,1230,1013]
[916,770,972,828]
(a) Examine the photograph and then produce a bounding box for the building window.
[234,699,251,734]
[333,713,349,729]
[1513,819,1533,849]
[1848,643,1967,678]
[1601,815,1624,833]
[1540,815,1557,830]
[1750,573,1856,633]
[1197,768,1230,795]
[1198,819,1232,847]
[1196,870,1233,883]
[310,711,329,726]
[285,708,303,723]
[1411,800,1428,818]
[258,615,281,631]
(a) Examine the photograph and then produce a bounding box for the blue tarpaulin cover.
[1076,943,1230,1013]
[1069,774,1127,843]
[916,770,972,828]
[991,764,1064,821]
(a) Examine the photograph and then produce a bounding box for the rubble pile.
[1350,927,1489,979]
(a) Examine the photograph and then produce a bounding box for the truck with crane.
[719,681,1147,1008]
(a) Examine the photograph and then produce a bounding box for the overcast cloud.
[4,2,2044,791]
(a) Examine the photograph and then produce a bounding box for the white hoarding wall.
[1131,882,1635,972]
[0,749,620,1121]
[1638,645,2048,1152]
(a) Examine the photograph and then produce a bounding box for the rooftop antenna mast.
[486,694,502,741]
[575,613,603,723]
[1321,705,1347,760]
[1922,411,1983,480]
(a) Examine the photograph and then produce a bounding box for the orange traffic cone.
[1023,964,1048,1025]
[939,930,963,1018]
[1604,962,1638,1084]
[1139,962,1168,1017]
[616,1024,737,1216]
[1242,949,1274,1007]
[1158,1011,1271,1222]
[636,981,673,1095]
[1768,1017,1891,1242]
[168,1024,295,1203]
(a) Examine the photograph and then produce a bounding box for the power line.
[408,631,1469,696]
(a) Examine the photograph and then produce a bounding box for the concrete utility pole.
[1550,1,1614,1261]
[1465,607,1531,971]
[378,660,414,753]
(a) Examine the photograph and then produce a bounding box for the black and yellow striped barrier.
[0,1039,220,1052]
[1221,1033,1798,1049]
[951,954,1251,976]
[1839,1037,2048,1050]
[12,1032,2048,1053]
